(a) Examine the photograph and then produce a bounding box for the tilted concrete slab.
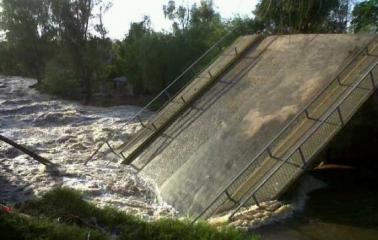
[130,34,376,217]
[117,35,263,164]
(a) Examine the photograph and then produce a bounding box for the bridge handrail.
[192,35,378,222]
[229,60,378,219]
[85,29,243,165]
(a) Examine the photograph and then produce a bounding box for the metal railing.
[192,35,378,222]
[229,60,377,219]
[84,29,245,165]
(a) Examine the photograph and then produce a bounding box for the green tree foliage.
[47,0,112,103]
[118,0,228,95]
[0,0,54,81]
[254,0,351,33]
[0,0,112,102]
[351,0,378,33]
[0,41,20,75]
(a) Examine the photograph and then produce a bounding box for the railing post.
[151,123,158,131]
[252,195,260,207]
[267,147,274,158]
[234,47,238,56]
[208,70,213,80]
[336,106,344,126]
[119,152,127,161]
[225,190,239,204]
[370,71,376,89]
[336,75,343,86]
[191,68,196,77]
[298,147,306,166]
[137,115,146,128]
[164,90,171,99]
[304,109,311,119]
[106,140,119,158]
[181,96,186,104]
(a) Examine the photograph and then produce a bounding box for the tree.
[0,0,54,82]
[48,0,111,103]
[351,0,378,33]
[325,0,352,33]
[254,0,342,33]
[119,1,228,96]
[163,0,191,33]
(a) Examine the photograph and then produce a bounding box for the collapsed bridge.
[99,34,378,221]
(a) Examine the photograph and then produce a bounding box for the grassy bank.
[0,188,259,240]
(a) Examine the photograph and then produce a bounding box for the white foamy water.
[0,76,176,220]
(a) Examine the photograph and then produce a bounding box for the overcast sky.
[103,0,259,39]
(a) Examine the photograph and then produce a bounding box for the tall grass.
[0,188,260,240]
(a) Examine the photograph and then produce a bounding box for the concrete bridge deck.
[116,34,377,219]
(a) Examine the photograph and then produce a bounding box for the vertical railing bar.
[336,106,344,126]
[151,123,158,131]
[137,115,146,128]
[225,190,239,204]
[208,70,213,80]
[304,109,311,119]
[298,146,306,166]
[337,75,343,85]
[181,96,186,104]
[252,195,260,207]
[106,140,120,158]
[370,71,376,89]
[164,90,171,99]
[267,147,274,158]
[119,152,129,163]
[191,68,196,77]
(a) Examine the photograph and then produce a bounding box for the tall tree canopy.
[0,0,54,80]
[118,0,228,95]
[351,0,378,33]
[254,0,351,33]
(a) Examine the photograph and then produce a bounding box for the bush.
[42,58,82,99]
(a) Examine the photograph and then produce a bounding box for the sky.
[103,0,259,39]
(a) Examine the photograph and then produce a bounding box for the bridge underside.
[126,34,376,218]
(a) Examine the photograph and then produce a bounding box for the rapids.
[0,76,176,220]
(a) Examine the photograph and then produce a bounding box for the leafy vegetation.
[351,0,378,33]
[0,188,259,240]
[0,0,376,105]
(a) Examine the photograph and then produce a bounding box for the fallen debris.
[0,134,56,167]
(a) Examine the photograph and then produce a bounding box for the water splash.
[0,76,176,220]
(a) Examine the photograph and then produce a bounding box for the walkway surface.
[126,34,376,217]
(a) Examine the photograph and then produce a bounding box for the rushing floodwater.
[0,76,176,220]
